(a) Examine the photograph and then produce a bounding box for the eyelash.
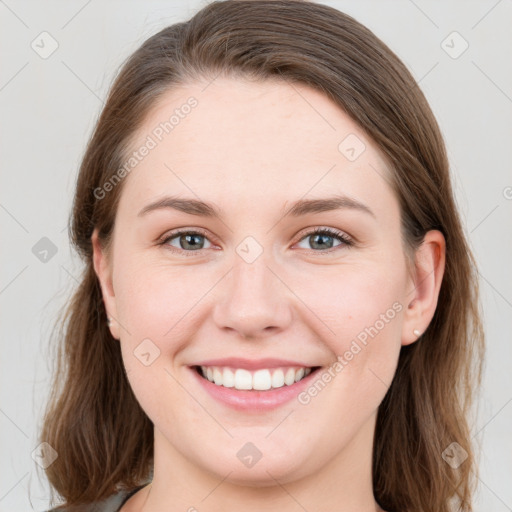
[158,227,354,257]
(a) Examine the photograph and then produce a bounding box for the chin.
[201,450,310,487]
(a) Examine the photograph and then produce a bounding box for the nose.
[212,254,293,340]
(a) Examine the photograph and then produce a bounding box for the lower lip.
[189,366,321,412]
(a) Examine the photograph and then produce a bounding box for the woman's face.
[93,77,442,487]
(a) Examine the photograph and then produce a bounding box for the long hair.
[38,1,485,510]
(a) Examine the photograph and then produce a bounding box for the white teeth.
[271,369,285,388]
[253,369,272,390]
[234,369,253,390]
[199,365,314,390]
[213,368,223,385]
[222,368,235,388]
[284,368,296,386]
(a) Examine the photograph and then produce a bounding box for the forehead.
[118,77,395,219]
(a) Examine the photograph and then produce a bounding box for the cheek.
[296,263,405,346]
[113,259,206,426]
[294,270,404,426]
[114,254,208,342]
[292,262,406,409]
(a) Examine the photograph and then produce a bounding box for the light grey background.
[1,1,511,510]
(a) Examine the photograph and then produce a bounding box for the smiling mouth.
[192,365,322,391]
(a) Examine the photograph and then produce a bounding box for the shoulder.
[45,486,144,512]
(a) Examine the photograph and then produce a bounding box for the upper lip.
[191,357,319,370]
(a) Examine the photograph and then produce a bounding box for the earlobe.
[401,230,446,346]
[91,228,120,339]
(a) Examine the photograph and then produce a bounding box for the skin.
[92,77,445,512]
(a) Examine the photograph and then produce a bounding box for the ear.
[401,229,446,346]
[91,228,120,340]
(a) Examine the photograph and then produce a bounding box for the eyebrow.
[137,194,376,220]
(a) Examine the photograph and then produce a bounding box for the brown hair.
[38,1,485,511]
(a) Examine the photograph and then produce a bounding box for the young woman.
[40,1,485,511]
